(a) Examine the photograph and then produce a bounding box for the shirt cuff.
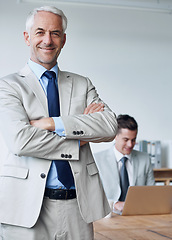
[52,117,80,148]
[52,117,65,136]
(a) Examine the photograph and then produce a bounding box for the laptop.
[115,185,172,216]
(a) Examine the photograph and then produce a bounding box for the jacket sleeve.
[0,78,79,160]
[145,156,155,185]
[0,75,117,160]
[61,77,117,143]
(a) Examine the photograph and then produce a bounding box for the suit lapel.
[58,70,73,116]
[18,65,73,117]
[132,151,139,185]
[18,64,49,116]
[108,146,120,184]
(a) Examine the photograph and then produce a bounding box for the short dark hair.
[117,114,138,134]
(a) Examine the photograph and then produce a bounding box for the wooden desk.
[94,213,172,240]
[154,168,172,185]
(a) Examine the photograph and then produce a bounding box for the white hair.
[25,6,67,34]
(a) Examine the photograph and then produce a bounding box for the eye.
[52,32,59,36]
[36,31,44,35]
[51,31,62,37]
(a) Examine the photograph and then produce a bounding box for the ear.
[115,133,119,141]
[23,31,30,46]
[61,33,66,48]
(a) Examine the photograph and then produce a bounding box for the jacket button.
[73,131,77,135]
[76,131,80,135]
[69,154,72,159]
[80,131,84,134]
[65,154,68,158]
[61,154,65,158]
[40,173,46,178]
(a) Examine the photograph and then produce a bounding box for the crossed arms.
[30,102,104,146]
[0,74,117,160]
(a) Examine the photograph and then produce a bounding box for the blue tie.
[119,157,129,201]
[44,70,74,189]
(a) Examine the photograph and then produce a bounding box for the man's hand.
[30,118,55,131]
[81,102,104,146]
[84,102,104,114]
[30,102,104,136]
[114,201,125,212]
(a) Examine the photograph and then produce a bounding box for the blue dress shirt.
[28,60,73,189]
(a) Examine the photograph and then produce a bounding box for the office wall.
[0,0,172,167]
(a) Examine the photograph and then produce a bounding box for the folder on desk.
[121,185,172,216]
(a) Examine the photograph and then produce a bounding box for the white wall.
[0,0,172,167]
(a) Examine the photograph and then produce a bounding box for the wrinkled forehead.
[28,11,63,35]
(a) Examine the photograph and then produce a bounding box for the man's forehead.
[33,11,62,24]
[118,128,137,137]
[31,12,63,31]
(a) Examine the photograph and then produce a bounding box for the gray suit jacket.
[94,146,155,202]
[0,64,117,228]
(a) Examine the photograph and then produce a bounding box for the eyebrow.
[35,28,62,33]
[123,137,136,140]
[35,28,44,32]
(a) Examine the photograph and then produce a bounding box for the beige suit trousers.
[0,197,93,240]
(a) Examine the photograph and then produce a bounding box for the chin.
[124,150,132,155]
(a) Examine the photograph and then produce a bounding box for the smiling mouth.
[38,46,55,51]
[41,48,54,51]
[125,148,133,152]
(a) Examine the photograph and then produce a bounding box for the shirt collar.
[28,59,58,80]
[113,145,132,163]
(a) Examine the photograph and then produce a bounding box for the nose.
[43,32,52,45]
[127,140,133,148]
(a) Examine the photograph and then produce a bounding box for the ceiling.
[17,0,172,13]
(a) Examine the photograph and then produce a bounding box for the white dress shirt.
[113,146,134,186]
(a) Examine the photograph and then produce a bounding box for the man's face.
[115,128,137,155]
[24,11,66,70]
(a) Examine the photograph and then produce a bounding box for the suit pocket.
[0,165,29,179]
[87,162,99,176]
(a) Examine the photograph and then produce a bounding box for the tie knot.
[43,71,56,80]
[121,156,128,164]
